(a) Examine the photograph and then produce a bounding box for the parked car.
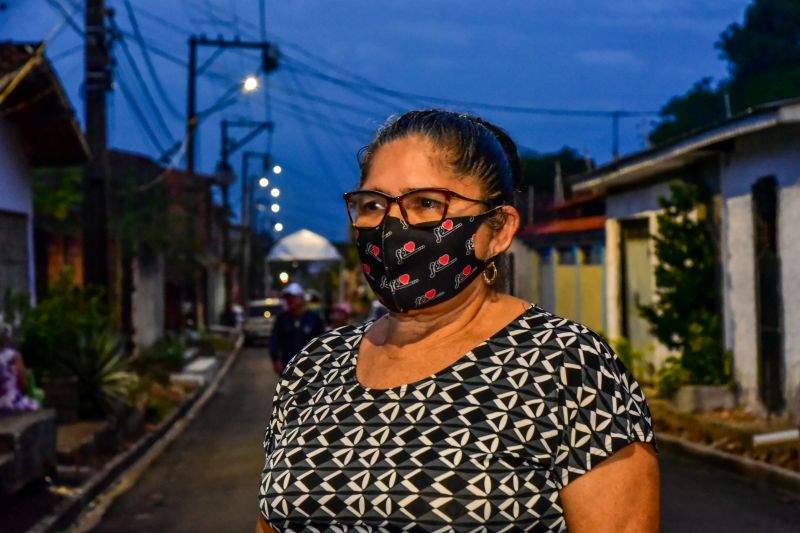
[243,298,283,345]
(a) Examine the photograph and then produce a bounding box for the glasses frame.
[343,187,498,229]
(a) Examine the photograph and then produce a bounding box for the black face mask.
[355,211,496,313]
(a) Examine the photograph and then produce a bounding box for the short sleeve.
[552,329,656,489]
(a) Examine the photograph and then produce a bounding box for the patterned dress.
[0,348,39,413]
[259,305,656,532]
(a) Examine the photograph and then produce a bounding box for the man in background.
[269,283,325,375]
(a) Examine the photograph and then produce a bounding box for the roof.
[0,41,89,166]
[520,215,606,237]
[570,97,800,193]
[267,229,342,262]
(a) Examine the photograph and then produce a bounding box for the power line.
[121,0,183,119]
[115,73,166,154]
[110,24,175,144]
[286,65,362,176]
[284,54,658,118]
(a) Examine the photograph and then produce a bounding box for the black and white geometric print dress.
[258,304,656,532]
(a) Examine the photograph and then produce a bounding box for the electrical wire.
[286,65,362,176]
[110,24,175,144]
[115,73,166,154]
[121,0,183,119]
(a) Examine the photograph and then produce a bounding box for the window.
[582,244,603,265]
[558,247,576,265]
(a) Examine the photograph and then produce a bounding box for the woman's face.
[362,135,488,219]
[361,135,499,260]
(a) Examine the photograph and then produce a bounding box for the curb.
[657,431,800,494]
[26,335,245,533]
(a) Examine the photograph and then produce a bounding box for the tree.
[717,0,800,110]
[649,0,800,144]
[519,146,590,192]
[638,183,728,394]
[648,78,727,146]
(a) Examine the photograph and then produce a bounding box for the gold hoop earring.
[483,261,498,286]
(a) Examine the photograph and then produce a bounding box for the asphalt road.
[92,346,277,533]
[91,346,800,532]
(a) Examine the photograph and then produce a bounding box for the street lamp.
[270,187,280,198]
[274,222,284,232]
[272,164,282,175]
[258,177,269,188]
[271,204,280,213]
[279,272,289,283]
[243,75,259,93]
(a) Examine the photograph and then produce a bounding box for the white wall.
[720,125,800,421]
[721,194,760,413]
[0,130,35,302]
[132,252,165,349]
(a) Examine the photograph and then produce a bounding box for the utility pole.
[184,36,278,325]
[216,120,272,321]
[612,111,621,160]
[83,0,113,293]
[240,151,271,305]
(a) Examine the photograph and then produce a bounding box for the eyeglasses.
[343,188,497,229]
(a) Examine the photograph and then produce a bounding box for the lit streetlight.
[270,187,280,198]
[274,222,284,232]
[242,75,259,93]
[271,204,280,213]
[258,177,269,188]
[278,272,289,283]
[272,165,282,175]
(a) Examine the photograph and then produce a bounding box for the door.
[752,176,784,412]
[621,219,653,354]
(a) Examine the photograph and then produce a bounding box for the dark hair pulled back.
[358,109,521,205]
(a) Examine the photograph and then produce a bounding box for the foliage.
[135,335,186,383]
[655,356,692,398]
[21,270,112,375]
[31,167,83,233]
[648,78,728,145]
[649,0,800,144]
[518,146,591,192]
[639,182,728,389]
[717,0,800,110]
[1,288,30,336]
[610,336,650,384]
[65,330,137,418]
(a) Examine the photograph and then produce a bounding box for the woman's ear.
[486,206,521,258]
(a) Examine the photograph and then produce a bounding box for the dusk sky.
[2,1,750,242]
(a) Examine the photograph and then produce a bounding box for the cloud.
[576,49,644,69]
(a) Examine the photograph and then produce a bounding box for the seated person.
[0,326,39,413]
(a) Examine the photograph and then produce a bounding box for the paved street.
[91,346,800,533]
[92,347,277,533]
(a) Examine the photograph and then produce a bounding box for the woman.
[258,110,659,532]
[0,325,39,413]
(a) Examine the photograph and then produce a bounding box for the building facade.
[571,99,800,421]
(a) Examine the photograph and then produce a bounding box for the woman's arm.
[255,515,276,533]
[559,442,660,533]
[15,352,28,392]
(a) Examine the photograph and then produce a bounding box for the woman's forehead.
[363,136,482,195]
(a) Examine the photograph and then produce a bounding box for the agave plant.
[59,329,138,418]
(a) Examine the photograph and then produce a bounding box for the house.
[0,42,89,310]
[570,98,800,422]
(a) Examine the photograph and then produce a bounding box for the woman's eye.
[416,197,443,210]
[362,201,385,212]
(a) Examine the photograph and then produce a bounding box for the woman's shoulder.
[280,323,366,379]
[496,304,623,376]
[506,304,608,344]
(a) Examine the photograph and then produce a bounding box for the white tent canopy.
[267,229,342,262]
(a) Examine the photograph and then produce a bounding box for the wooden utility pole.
[83,0,112,292]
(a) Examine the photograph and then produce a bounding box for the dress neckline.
[350,303,536,394]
